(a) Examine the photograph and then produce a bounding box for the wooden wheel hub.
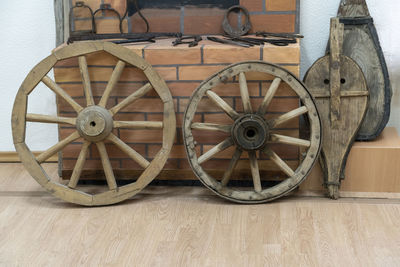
[231,114,269,151]
[76,106,113,142]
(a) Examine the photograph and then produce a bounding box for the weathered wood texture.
[55,0,300,43]
[3,163,400,266]
[182,61,321,203]
[335,0,392,140]
[12,41,176,206]
[55,39,301,182]
[300,127,400,194]
[304,18,368,199]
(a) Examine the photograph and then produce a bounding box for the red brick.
[121,66,176,82]
[203,46,260,64]
[145,48,201,65]
[179,65,226,81]
[119,129,164,143]
[154,67,177,81]
[240,0,264,12]
[167,82,200,97]
[130,9,181,33]
[250,14,296,33]
[183,8,225,35]
[263,45,300,64]
[267,0,297,11]
[114,97,164,113]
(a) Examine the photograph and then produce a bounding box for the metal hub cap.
[231,114,269,151]
[76,106,113,142]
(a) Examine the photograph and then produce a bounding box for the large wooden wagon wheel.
[183,61,322,203]
[12,41,175,206]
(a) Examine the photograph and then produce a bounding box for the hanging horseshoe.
[222,5,252,37]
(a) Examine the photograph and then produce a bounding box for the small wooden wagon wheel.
[12,41,175,206]
[183,61,322,203]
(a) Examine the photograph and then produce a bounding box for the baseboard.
[0,151,58,163]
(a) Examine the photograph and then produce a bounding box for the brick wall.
[54,39,300,181]
[70,0,299,35]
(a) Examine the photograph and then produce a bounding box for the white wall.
[0,1,57,151]
[0,0,399,151]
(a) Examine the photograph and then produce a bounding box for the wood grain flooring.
[1,163,400,266]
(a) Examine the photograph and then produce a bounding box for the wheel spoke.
[113,121,163,130]
[107,133,150,168]
[206,90,239,120]
[36,131,80,164]
[68,141,90,188]
[258,78,281,115]
[263,148,295,177]
[26,113,76,126]
[249,151,262,193]
[42,76,83,113]
[109,83,153,115]
[191,123,232,133]
[269,134,311,148]
[78,56,95,106]
[221,148,242,186]
[96,141,118,190]
[99,60,126,108]
[269,106,308,128]
[198,138,233,164]
[238,72,252,113]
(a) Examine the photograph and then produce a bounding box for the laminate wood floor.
[1,163,400,266]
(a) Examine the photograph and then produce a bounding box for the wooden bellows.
[304,18,369,199]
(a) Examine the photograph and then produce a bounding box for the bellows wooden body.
[304,18,369,199]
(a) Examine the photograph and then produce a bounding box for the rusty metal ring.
[222,5,252,37]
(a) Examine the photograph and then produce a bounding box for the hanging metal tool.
[229,36,297,46]
[207,36,252,48]
[256,31,304,39]
[69,1,96,37]
[173,35,202,47]
[68,32,182,44]
[222,5,252,37]
[93,3,123,33]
